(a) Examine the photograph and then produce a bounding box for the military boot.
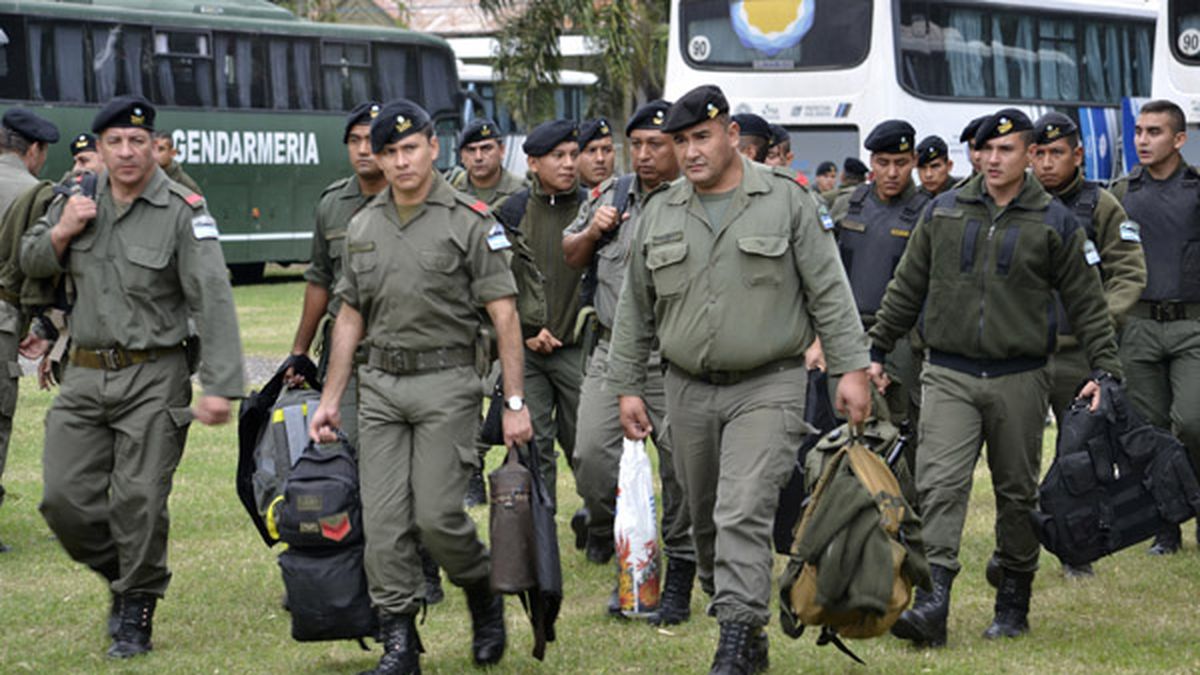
[360,612,422,675]
[570,507,589,551]
[107,593,156,658]
[464,578,506,665]
[586,533,615,564]
[648,557,695,626]
[1149,524,1182,555]
[463,465,486,508]
[981,568,1034,639]
[107,592,122,638]
[418,545,444,605]
[708,621,769,675]
[891,563,956,647]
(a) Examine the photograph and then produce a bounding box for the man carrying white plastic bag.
[614,438,661,617]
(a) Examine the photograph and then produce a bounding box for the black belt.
[668,356,805,386]
[1129,300,1200,322]
[928,349,1045,378]
[367,346,474,375]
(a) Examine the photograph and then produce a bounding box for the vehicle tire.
[229,262,265,285]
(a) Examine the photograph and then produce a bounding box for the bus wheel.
[229,263,265,285]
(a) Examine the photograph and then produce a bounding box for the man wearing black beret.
[820,156,868,206]
[814,160,838,193]
[450,117,526,209]
[875,107,1121,647]
[764,124,794,169]
[958,114,989,179]
[916,135,957,197]
[608,83,871,673]
[309,97,532,673]
[732,112,771,163]
[69,132,103,174]
[578,117,615,188]
[23,94,244,658]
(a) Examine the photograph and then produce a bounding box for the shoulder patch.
[184,193,203,207]
[590,185,602,201]
[818,204,835,231]
[191,214,219,240]
[1118,220,1141,243]
[469,199,490,216]
[1083,239,1101,266]
[486,222,512,251]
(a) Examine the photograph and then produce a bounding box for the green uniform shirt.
[22,167,245,397]
[304,175,378,318]
[0,154,37,222]
[1052,169,1146,346]
[607,157,869,396]
[335,173,518,352]
[522,179,583,344]
[164,160,202,195]
[450,168,527,209]
[869,173,1122,376]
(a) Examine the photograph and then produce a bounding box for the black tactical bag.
[1033,377,1200,566]
[279,544,376,642]
[273,437,364,549]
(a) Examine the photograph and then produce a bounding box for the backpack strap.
[898,189,932,228]
[846,183,871,217]
[1073,181,1100,242]
[496,188,532,232]
[816,626,866,666]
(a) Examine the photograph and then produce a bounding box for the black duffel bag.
[279,545,377,642]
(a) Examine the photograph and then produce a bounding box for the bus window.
[268,37,317,111]
[420,51,456,115]
[323,40,370,111]
[213,33,258,109]
[1169,0,1200,64]
[28,22,87,102]
[679,0,871,71]
[374,44,409,101]
[153,30,214,107]
[898,3,1152,105]
[0,15,29,99]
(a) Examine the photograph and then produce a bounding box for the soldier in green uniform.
[1029,112,1146,573]
[954,115,988,186]
[819,156,867,206]
[151,131,202,194]
[21,95,244,658]
[69,132,103,174]
[577,118,616,189]
[0,108,58,553]
[732,113,771,163]
[1109,99,1200,555]
[764,124,794,169]
[827,120,928,460]
[874,109,1122,648]
[563,99,696,622]
[916,135,958,197]
[308,98,531,675]
[814,160,838,193]
[608,85,872,674]
[449,117,527,207]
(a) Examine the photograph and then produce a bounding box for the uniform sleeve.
[1054,223,1124,378]
[176,205,245,398]
[465,218,518,304]
[1094,191,1146,325]
[606,210,659,396]
[790,188,869,375]
[20,199,67,279]
[335,215,364,312]
[869,206,934,360]
[304,195,335,289]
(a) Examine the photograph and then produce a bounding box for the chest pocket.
[646,241,689,297]
[326,228,347,260]
[418,250,460,275]
[118,223,174,298]
[737,235,788,287]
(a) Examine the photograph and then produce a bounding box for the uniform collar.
[869,179,918,205]
[99,166,171,208]
[0,153,27,174]
[1053,168,1086,201]
[668,155,769,205]
[956,170,1051,211]
[531,175,579,203]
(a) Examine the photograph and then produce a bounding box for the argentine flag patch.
[486,222,511,251]
[191,215,219,240]
[818,205,835,231]
[1119,220,1141,243]
[1083,239,1101,266]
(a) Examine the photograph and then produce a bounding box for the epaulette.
[588,175,616,203]
[319,176,353,199]
[770,165,809,191]
[453,191,493,219]
[166,181,205,210]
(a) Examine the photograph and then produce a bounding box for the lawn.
[1,276,1198,673]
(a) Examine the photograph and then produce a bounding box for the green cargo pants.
[916,362,1050,574]
[0,300,21,508]
[357,364,489,615]
[1119,317,1200,467]
[573,341,693,561]
[1048,345,1091,425]
[39,351,193,596]
[663,365,807,627]
[524,345,582,507]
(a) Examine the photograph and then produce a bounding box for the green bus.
[0,0,463,283]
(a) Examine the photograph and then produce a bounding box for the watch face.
[506,396,523,411]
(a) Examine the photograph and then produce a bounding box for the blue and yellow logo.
[729,1,815,57]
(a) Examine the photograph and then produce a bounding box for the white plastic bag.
[614,437,661,616]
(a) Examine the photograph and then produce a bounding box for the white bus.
[667,0,1157,182]
[1153,0,1200,163]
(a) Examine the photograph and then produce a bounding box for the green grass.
[2,278,1199,672]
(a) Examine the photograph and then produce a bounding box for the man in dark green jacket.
[871,109,1122,647]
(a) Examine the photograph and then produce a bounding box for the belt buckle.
[707,370,733,386]
[100,348,123,370]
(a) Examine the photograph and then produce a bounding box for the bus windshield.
[1170,0,1200,64]
[678,0,871,71]
[897,2,1153,106]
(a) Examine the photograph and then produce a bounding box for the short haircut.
[0,126,33,155]
[152,130,173,142]
[739,136,768,162]
[1140,99,1186,134]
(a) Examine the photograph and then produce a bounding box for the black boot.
[464,579,506,665]
[418,546,444,605]
[570,507,589,551]
[464,466,486,508]
[648,557,695,626]
[985,554,1002,589]
[1149,524,1182,555]
[708,621,768,675]
[106,593,156,658]
[107,592,122,638]
[982,568,1034,640]
[891,563,956,647]
[360,612,422,675]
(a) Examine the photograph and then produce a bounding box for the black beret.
[768,124,789,148]
[973,108,1033,150]
[522,119,578,157]
[2,108,60,143]
[915,135,948,167]
[625,100,671,136]
[369,98,431,153]
[662,85,729,134]
[1033,112,1078,145]
[732,113,771,141]
[816,160,838,175]
[959,115,989,143]
[843,157,868,177]
[459,117,502,148]
[69,133,97,156]
[578,118,613,148]
[864,119,916,154]
[91,95,155,134]
[343,101,382,143]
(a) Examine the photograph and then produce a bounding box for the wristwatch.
[505,395,525,411]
